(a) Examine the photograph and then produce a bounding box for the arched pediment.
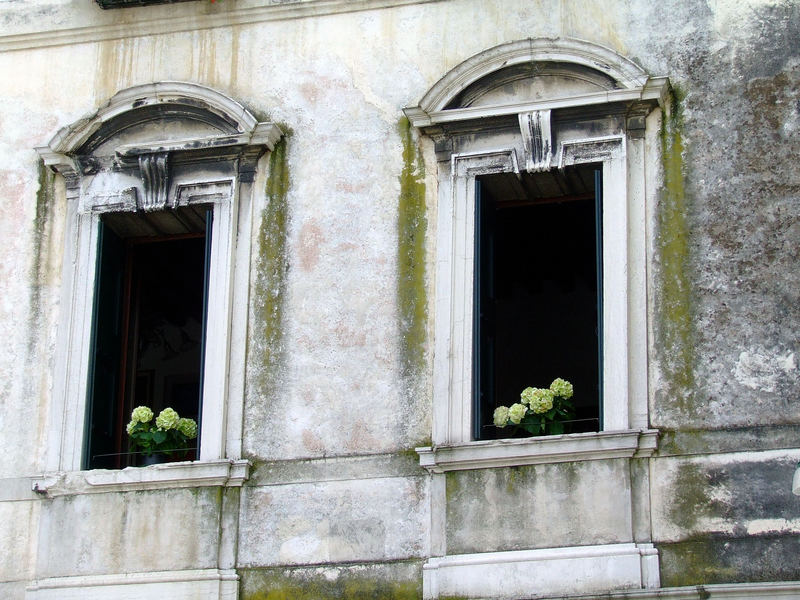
[421,38,648,113]
[36,82,282,214]
[38,82,280,174]
[404,38,668,130]
[49,82,260,154]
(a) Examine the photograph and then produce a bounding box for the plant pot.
[140,453,167,466]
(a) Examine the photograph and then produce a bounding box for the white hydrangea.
[550,378,573,399]
[177,417,198,439]
[493,406,509,427]
[126,420,136,435]
[528,388,554,414]
[155,407,180,430]
[508,403,527,424]
[131,405,153,423]
[520,387,535,405]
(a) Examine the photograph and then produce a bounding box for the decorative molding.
[30,459,251,497]
[86,188,138,213]
[0,0,446,53]
[138,152,169,211]
[422,543,660,599]
[406,86,665,130]
[558,135,625,167]
[518,109,552,172]
[452,149,518,178]
[175,180,234,206]
[416,429,659,473]
[26,568,238,600]
[414,38,652,115]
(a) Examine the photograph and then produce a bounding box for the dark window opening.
[85,206,211,469]
[474,165,602,440]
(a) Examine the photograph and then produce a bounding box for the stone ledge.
[554,581,800,600]
[416,429,658,473]
[26,568,237,600]
[423,543,660,599]
[30,459,250,497]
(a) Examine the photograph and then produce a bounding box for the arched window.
[37,82,282,475]
[409,38,668,467]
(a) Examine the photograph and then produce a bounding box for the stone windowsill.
[416,429,658,473]
[30,459,250,497]
[95,0,198,9]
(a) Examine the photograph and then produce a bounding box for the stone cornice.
[30,459,251,497]
[0,0,445,53]
[416,429,659,473]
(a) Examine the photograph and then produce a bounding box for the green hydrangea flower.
[550,378,573,399]
[520,387,535,405]
[508,403,527,424]
[528,388,554,414]
[131,405,153,423]
[177,417,198,439]
[493,406,509,427]
[156,407,180,430]
[126,420,136,435]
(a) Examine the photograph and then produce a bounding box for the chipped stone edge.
[30,459,251,497]
[416,429,659,473]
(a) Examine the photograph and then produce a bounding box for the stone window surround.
[34,82,282,491]
[405,38,670,473]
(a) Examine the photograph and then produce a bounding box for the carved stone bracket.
[138,152,169,211]
[518,110,552,173]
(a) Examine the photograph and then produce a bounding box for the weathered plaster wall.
[444,460,634,555]
[0,0,798,598]
[34,488,223,577]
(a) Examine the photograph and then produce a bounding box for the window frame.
[432,139,632,446]
[406,39,668,470]
[36,82,282,475]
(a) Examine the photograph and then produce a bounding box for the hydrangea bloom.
[177,417,198,439]
[156,407,180,430]
[520,387,535,405]
[550,378,573,399]
[528,388,554,414]
[126,420,136,435]
[508,403,527,424]
[131,405,153,423]
[493,406,509,427]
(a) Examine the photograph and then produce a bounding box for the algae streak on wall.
[247,139,290,420]
[655,87,695,420]
[396,117,427,394]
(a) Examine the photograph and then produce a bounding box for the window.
[37,82,282,473]
[473,166,603,440]
[406,39,668,469]
[85,209,211,469]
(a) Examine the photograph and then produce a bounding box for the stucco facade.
[0,1,798,599]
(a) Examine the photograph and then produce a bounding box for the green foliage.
[493,378,576,436]
[126,406,197,457]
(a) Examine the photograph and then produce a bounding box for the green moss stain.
[656,85,696,416]
[668,461,715,532]
[659,538,743,587]
[247,138,290,409]
[397,117,427,389]
[242,568,421,600]
[28,160,55,353]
